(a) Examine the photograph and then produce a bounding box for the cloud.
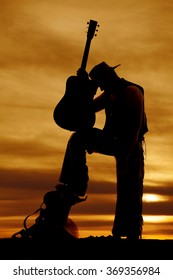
[0,0,90,72]
[1,165,173,216]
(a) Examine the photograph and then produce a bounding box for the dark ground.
[0,236,173,260]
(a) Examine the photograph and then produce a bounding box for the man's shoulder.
[126,85,143,94]
[124,86,144,108]
[122,78,144,94]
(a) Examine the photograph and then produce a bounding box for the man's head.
[89,62,121,90]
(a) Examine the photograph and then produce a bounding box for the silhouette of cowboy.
[57,62,148,240]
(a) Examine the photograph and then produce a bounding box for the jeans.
[59,127,145,237]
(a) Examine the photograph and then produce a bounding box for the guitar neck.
[80,38,92,70]
[80,19,98,71]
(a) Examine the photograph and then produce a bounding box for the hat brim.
[113,64,121,69]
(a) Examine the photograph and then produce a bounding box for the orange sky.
[1,0,173,239]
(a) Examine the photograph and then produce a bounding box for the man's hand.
[77,68,88,79]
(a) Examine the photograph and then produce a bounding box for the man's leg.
[112,141,144,239]
[59,131,89,196]
[59,128,117,196]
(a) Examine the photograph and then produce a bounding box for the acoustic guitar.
[53,19,99,131]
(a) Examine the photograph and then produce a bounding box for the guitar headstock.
[87,19,99,40]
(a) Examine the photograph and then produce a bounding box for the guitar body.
[53,75,96,131]
[53,19,99,132]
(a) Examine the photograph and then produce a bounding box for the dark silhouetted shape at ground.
[0,236,172,260]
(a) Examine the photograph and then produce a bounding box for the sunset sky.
[1,0,173,239]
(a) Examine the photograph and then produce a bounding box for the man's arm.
[120,85,144,154]
[93,91,107,112]
[117,86,144,174]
